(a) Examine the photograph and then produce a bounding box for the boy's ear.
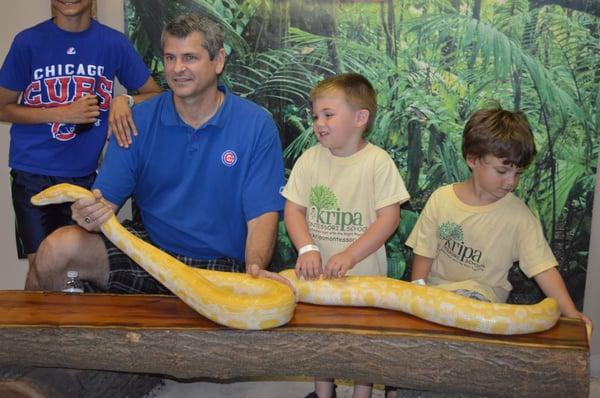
[465,154,478,168]
[355,109,369,128]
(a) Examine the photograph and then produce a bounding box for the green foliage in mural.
[125,0,600,306]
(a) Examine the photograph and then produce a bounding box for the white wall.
[0,1,50,290]
[1,0,599,375]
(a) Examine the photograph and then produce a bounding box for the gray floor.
[146,378,372,398]
[145,376,600,397]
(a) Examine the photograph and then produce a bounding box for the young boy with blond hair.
[282,73,410,398]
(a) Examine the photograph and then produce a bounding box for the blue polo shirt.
[94,88,285,261]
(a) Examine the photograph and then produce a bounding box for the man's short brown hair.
[462,108,536,168]
[310,73,377,133]
[161,14,224,60]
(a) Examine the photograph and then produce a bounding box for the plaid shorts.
[97,220,244,294]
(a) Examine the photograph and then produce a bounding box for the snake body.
[31,183,561,334]
[31,183,295,330]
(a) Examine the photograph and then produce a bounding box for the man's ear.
[355,109,369,128]
[214,48,226,75]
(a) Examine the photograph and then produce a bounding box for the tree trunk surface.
[0,291,589,398]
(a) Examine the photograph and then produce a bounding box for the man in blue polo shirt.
[28,13,285,293]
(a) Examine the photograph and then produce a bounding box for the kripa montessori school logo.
[437,221,484,271]
[308,185,364,232]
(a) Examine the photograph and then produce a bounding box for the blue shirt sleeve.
[242,117,285,221]
[93,134,139,208]
[0,33,32,92]
[113,31,152,91]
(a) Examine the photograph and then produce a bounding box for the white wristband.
[123,94,134,108]
[298,244,320,256]
[411,279,426,286]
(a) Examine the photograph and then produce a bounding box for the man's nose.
[173,58,186,73]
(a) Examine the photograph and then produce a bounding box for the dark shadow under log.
[0,366,160,398]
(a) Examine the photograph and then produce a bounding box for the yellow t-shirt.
[406,184,557,302]
[282,143,410,276]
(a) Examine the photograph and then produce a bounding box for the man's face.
[163,32,225,101]
[51,0,92,18]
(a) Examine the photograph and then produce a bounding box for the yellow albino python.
[32,183,561,334]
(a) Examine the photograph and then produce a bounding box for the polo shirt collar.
[161,85,229,130]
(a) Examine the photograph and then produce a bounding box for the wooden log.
[0,291,589,398]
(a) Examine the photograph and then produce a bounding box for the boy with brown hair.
[282,73,410,398]
[406,108,591,324]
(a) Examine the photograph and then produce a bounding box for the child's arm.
[324,203,400,278]
[410,254,434,282]
[534,267,593,327]
[0,87,100,125]
[284,200,323,280]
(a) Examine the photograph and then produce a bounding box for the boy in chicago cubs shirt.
[405,108,591,327]
[0,0,160,283]
[282,73,410,398]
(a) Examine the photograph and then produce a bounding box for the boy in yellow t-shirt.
[406,108,592,326]
[282,73,409,398]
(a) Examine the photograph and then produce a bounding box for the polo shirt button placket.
[190,129,200,153]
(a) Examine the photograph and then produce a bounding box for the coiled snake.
[32,183,561,334]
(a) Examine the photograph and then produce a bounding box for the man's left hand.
[246,263,295,292]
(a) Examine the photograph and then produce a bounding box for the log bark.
[0,291,589,398]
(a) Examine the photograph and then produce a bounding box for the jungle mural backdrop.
[124,0,599,308]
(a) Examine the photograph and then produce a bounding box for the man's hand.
[70,189,113,232]
[246,263,295,291]
[108,94,137,148]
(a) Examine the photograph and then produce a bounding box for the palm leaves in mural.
[125,0,599,304]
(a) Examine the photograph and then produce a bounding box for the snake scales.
[32,183,561,334]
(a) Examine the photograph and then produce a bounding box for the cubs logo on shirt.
[50,122,76,141]
[22,67,112,142]
[221,150,237,166]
